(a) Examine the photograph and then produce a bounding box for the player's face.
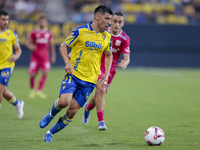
[111,15,124,34]
[0,15,9,30]
[97,12,112,32]
[38,18,47,29]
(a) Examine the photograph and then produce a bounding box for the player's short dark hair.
[0,10,9,16]
[113,11,124,17]
[39,14,48,20]
[94,5,113,15]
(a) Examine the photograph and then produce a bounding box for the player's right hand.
[65,63,73,75]
[30,44,37,51]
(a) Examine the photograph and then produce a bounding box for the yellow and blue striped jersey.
[64,22,112,84]
[0,29,19,70]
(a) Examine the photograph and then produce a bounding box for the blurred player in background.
[82,11,130,130]
[25,15,56,99]
[39,5,113,142]
[0,10,24,119]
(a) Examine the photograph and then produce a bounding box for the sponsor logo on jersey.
[115,40,121,46]
[112,48,119,53]
[85,41,103,50]
[36,38,48,44]
[0,38,8,42]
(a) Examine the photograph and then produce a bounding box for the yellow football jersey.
[0,29,19,70]
[64,22,112,84]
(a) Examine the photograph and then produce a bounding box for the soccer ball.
[144,126,165,146]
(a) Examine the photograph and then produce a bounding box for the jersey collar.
[88,22,93,31]
[87,22,106,34]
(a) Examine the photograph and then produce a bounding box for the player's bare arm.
[7,43,22,63]
[118,54,130,69]
[50,37,56,64]
[100,51,112,89]
[59,43,73,75]
[25,38,36,51]
[68,52,71,59]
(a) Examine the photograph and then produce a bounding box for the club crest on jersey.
[36,33,40,38]
[44,32,50,38]
[102,34,106,40]
[85,41,103,50]
[115,40,121,46]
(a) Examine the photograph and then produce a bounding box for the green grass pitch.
[0,67,200,150]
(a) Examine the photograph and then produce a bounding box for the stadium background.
[2,0,200,67]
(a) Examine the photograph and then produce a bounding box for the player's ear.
[95,13,100,21]
[122,20,125,27]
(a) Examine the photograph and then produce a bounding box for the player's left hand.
[7,54,18,63]
[96,79,107,91]
[118,60,128,69]
[51,56,56,65]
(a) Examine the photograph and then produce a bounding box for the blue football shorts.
[59,74,96,108]
[0,67,13,87]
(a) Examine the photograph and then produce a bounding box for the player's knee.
[30,74,36,78]
[41,71,48,76]
[58,97,70,108]
[96,87,105,96]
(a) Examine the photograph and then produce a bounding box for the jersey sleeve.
[64,28,79,47]
[122,36,130,55]
[104,35,112,52]
[12,31,19,45]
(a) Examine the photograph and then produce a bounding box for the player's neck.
[39,26,46,30]
[0,27,6,32]
[91,22,100,33]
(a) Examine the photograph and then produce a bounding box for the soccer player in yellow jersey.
[39,5,113,142]
[0,10,24,119]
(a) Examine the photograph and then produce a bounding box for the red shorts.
[98,67,116,93]
[28,59,51,75]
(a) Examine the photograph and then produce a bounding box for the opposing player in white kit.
[82,11,130,130]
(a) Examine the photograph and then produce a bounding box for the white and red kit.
[99,27,130,92]
[28,28,53,75]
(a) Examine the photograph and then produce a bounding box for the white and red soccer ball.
[144,126,165,146]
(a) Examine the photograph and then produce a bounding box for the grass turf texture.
[0,67,200,150]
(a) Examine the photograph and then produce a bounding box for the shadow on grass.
[77,143,103,147]
[78,142,146,148]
